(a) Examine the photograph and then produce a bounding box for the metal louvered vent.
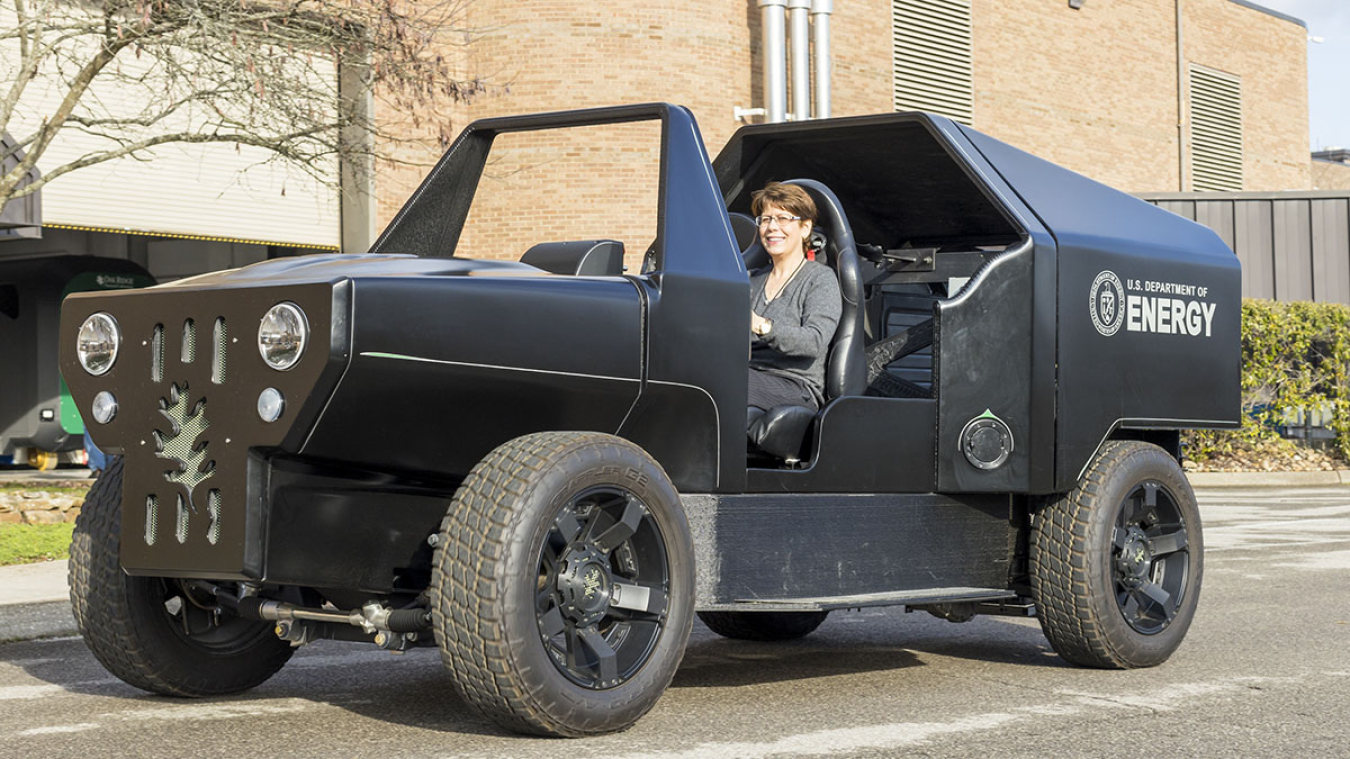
[212,318,227,385]
[1190,66,1243,191]
[151,324,164,383]
[892,0,974,124]
[175,494,189,544]
[207,489,222,545]
[181,319,196,363]
[144,495,158,546]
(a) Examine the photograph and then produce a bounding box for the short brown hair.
[751,182,817,224]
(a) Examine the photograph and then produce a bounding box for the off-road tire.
[697,611,829,641]
[431,432,695,737]
[1032,441,1203,668]
[69,456,293,696]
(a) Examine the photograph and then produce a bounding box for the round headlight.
[258,303,309,371]
[77,313,121,376]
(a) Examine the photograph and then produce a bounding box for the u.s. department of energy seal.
[1090,270,1126,336]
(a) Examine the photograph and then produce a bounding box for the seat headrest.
[728,212,759,254]
[520,240,625,276]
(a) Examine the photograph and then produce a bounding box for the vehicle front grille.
[142,319,226,549]
[64,281,337,579]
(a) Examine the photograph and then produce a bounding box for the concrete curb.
[0,560,69,606]
[0,600,77,643]
[1186,470,1350,488]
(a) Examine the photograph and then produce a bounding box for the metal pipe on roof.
[789,0,811,121]
[811,0,833,119]
[759,0,788,123]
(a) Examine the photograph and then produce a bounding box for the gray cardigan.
[749,260,842,405]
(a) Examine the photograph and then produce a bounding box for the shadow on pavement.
[0,607,1069,738]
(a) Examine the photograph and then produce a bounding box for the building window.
[892,0,974,124]
[1189,66,1244,191]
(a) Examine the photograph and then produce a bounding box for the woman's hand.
[751,312,772,336]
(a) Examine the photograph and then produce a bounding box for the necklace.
[763,256,807,303]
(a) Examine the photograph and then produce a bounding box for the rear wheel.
[431,432,694,737]
[1032,441,1202,668]
[697,611,829,641]
[69,457,293,695]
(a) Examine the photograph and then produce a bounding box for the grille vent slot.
[207,490,222,545]
[151,325,164,383]
[175,494,189,544]
[181,319,196,363]
[144,495,158,546]
[212,318,227,385]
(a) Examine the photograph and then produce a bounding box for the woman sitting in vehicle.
[748,182,842,418]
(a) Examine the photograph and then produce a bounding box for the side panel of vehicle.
[958,127,1242,491]
[261,454,447,593]
[685,492,1012,607]
[302,275,645,479]
[930,120,1058,496]
[745,397,937,492]
[631,273,750,494]
[1056,244,1241,486]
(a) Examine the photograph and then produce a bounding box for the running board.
[699,587,1017,612]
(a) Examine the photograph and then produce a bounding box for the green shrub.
[1184,299,1350,465]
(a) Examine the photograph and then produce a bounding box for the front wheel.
[68,457,293,696]
[1032,440,1202,668]
[431,432,695,737]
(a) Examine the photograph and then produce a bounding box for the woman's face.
[757,204,811,261]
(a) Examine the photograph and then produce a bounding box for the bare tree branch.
[0,0,484,210]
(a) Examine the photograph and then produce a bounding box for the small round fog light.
[91,391,118,424]
[257,387,285,423]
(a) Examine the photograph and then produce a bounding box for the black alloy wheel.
[1111,480,1191,635]
[536,486,672,689]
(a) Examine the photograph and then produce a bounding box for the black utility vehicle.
[61,104,1240,737]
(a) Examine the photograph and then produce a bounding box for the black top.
[749,260,842,405]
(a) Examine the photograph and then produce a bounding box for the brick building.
[1312,148,1350,191]
[374,0,1311,267]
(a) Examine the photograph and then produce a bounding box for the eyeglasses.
[755,214,803,228]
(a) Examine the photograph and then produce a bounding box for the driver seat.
[746,179,865,463]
